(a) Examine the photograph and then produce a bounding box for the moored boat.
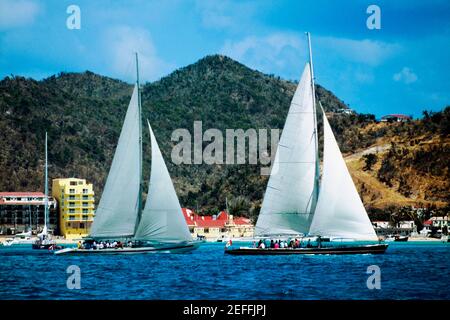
[32,133,57,250]
[385,235,408,242]
[3,231,34,246]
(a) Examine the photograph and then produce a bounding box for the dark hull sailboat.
[225,244,388,255]
[228,33,388,255]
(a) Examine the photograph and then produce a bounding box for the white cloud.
[0,0,40,29]
[220,33,401,80]
[393,67,418,84]
[195,0,258,30]
[315,37,401,66]
[220,33,306,77]
[105,26,174,82]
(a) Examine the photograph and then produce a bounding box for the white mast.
[44,132,48,233]
[135,52,143,233]
[306,32,320,210]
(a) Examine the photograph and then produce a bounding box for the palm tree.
[227,196,251,217]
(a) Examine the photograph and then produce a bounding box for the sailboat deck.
[225,244,388,255]
[55,242,199,255]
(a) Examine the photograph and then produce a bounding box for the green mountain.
[0,55,448,220]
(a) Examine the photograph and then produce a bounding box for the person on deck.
[317,236,322,248]
[274,241,280,249]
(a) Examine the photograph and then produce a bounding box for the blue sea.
[0,242,449,300]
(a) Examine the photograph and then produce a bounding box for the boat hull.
[225,244,388,255]
[54,242,200,255]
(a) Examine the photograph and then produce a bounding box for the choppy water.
[0,242,449,299]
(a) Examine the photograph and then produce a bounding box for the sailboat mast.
[306,32,320,207]
[135,52,143,231]
[44,132,48,230]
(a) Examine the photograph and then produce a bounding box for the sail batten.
[134,121,192,242]
[308,113,378,240]
[255,63,318,236]
[89,85,141,239]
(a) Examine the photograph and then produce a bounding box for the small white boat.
[3,231,34,246]
[385,235,409,242]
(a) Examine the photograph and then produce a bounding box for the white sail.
[90,84,141,239]
[134,121,192,242]
[309,113,378,241]
[255,63,318,236]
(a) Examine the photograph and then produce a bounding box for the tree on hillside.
[363,153,378,171]
[228,196,251,217]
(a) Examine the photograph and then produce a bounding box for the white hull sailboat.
[226,33,387,255]
[56,54,198,255]
[3,231,34,246]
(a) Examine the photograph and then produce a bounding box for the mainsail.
[308,113,378,241]
[134,121,192,242]
[255,63,318,236]
[90,84,141,239]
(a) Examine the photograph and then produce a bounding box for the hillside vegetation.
[0,55,448,221]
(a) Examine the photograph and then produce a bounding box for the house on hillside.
[336,108,355,115]
[420,217,448,237]
[380,114,412,122]
[430,216,448,229]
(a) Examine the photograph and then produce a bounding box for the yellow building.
[52,178,95,239]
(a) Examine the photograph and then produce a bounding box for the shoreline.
[1,235,447,246]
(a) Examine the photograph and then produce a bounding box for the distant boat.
[3,231,33,246]
[226,33,387,255]
[32,132,57,250]
[385,235,408,242]
[56,54,198,255]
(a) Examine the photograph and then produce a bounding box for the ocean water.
[0,242,449,300]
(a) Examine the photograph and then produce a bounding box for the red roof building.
[182,208,254,240]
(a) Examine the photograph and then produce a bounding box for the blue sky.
[1,0,449,118]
